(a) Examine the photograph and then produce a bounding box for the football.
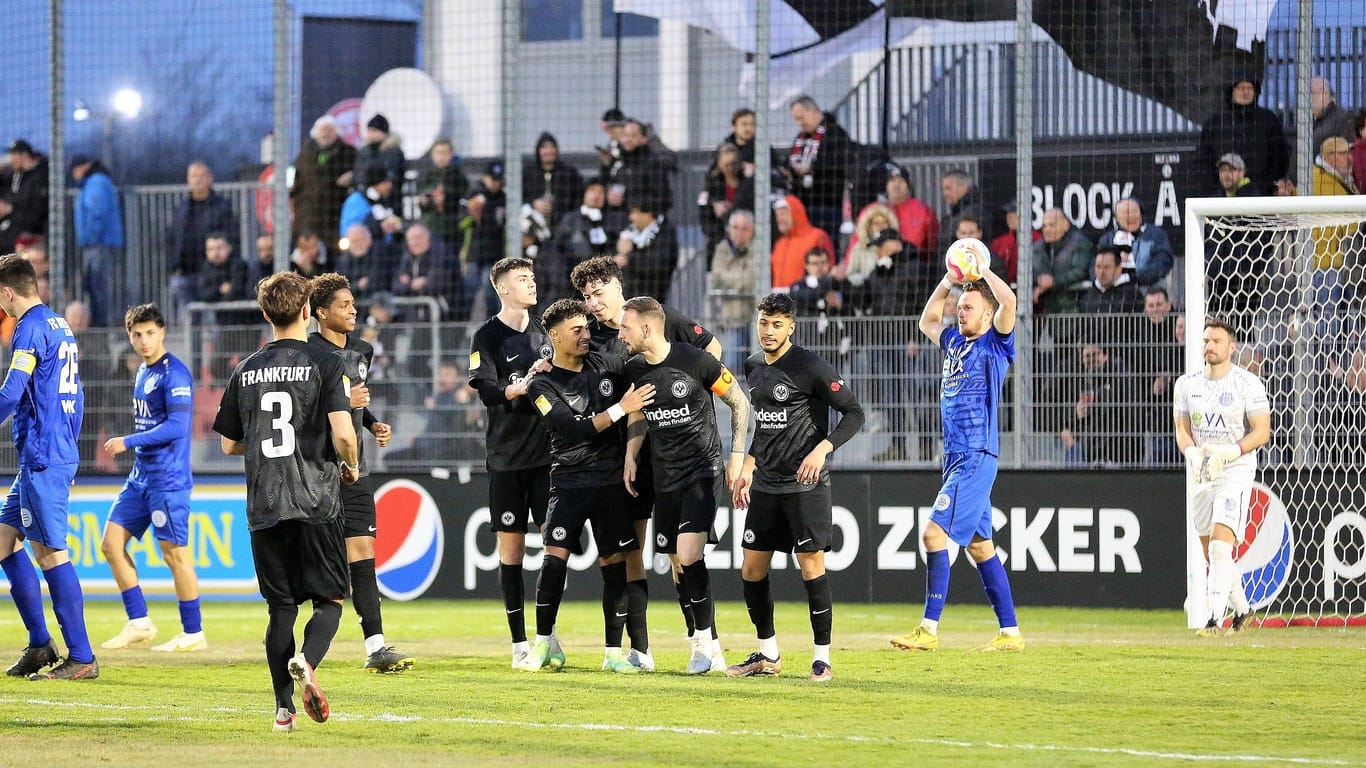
[945,237,989,283]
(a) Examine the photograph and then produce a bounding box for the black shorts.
[652,473,720,555]
[488,467,550,533]
[251,518,349,607]
[340,476,377,539]
[545,484,638,557]
[628,457,656,521]
[742,486,833,553]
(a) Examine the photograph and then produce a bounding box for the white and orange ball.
[944,237,989,283]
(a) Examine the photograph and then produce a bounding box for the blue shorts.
[107,483,193,547]
[930,451,998,547]
[0,464,79,551]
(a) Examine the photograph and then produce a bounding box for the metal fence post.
[272,0,291,271]
[753,1,772,302]
[49,0,66,308]
[1012,0,1035,468]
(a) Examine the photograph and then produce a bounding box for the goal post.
[1183,194,1366,629]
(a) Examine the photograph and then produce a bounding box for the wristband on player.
[340,461,359,474]
[607,404,626,423]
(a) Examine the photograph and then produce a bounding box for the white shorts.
[1191,479,1251,542]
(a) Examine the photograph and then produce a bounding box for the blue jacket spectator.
[1098,198,1174,289]
[72,159,123,248]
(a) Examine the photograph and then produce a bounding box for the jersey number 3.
[260,391,296,458]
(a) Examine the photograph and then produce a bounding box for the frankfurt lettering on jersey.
[744,345,863,494]
[625,343,727,491]
[212,340,349,532]
[240,366,313,387]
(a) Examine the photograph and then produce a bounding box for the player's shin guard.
[44,562,93,663]
[179,599,203,635]
[674,578,696,636]
[500,563,528,643]
[803,575,833,646]
[742,576,776,639]
[121,586,149,622]
[680,561,715,635]
[625,579,649,652]
[349,559,383,639]
[535,556,569,639]
[924,549,950,622]
[1,551,49,647]
[265,604,299,711]
[301,600,343,669]
[1207,540,1237,623]
[600,561,628,648]
[976,554,1018,630]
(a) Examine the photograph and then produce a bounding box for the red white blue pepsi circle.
[1236,482,1295,610]
[374,479,445,601]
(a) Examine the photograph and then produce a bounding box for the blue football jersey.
[938,325,1014,456]
[123,353,194,490]
[0,304,83,467]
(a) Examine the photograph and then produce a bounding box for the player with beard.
[308,274,413,673]
[468,256,560,668]
[570,256,723,671]
[518,299,656,673]
[620,297,750,675]
[890,262,1025,653]
[730,293,864,681]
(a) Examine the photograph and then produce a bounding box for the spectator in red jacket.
[987,201,1040,287]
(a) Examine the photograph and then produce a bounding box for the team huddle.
[0,239,1267,729]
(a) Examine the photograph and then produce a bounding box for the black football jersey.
[744,345,864,493]
[468,315,553,472]
[212,339,350,531]
[308,331,375,475]
[527,352,629,489]
[625,343,734,491]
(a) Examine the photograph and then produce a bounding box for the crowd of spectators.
[1,74,1364,470]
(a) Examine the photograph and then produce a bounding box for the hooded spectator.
[769,194,834,290]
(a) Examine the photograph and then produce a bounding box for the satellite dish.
[361,68,445,161]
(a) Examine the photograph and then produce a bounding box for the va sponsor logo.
[374,479,445,601]
[1322,511,1366,601]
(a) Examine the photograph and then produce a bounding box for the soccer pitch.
[0,600,1361,767]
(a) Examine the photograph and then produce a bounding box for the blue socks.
[179,598,203,634]
[121,586,148,621]
[924,549,950,622]
[977,553,1019,629]
[44,562,93,663]
[2,551,50,647]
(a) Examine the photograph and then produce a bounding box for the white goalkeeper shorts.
[1191,479,1252,542]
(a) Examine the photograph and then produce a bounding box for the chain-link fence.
[2,0,1363,475]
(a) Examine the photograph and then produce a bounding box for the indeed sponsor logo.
[645,404,692,423]
[754,408,788,427]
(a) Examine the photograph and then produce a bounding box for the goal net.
[1185,195,1366,629]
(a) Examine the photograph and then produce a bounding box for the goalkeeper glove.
[1182,445,1203,471]
[1203,443,1241,482]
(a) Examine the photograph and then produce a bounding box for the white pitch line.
[1,697,1358,766]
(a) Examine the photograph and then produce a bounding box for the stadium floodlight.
[112,88,143,120]
[1183,193,1366,630]
[73,100,91,122]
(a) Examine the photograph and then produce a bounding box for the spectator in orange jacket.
[770,194,833,290]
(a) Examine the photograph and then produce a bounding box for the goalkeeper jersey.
[1172,365,1269,475]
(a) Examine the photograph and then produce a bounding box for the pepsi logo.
[1236,482,1295,610]
[374,479,446,601]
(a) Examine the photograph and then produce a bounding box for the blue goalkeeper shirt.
[0,303,83,468]
[124,353,194,490]
[938,325,1014,456]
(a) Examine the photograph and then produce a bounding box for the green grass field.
[0,599,1362,767]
